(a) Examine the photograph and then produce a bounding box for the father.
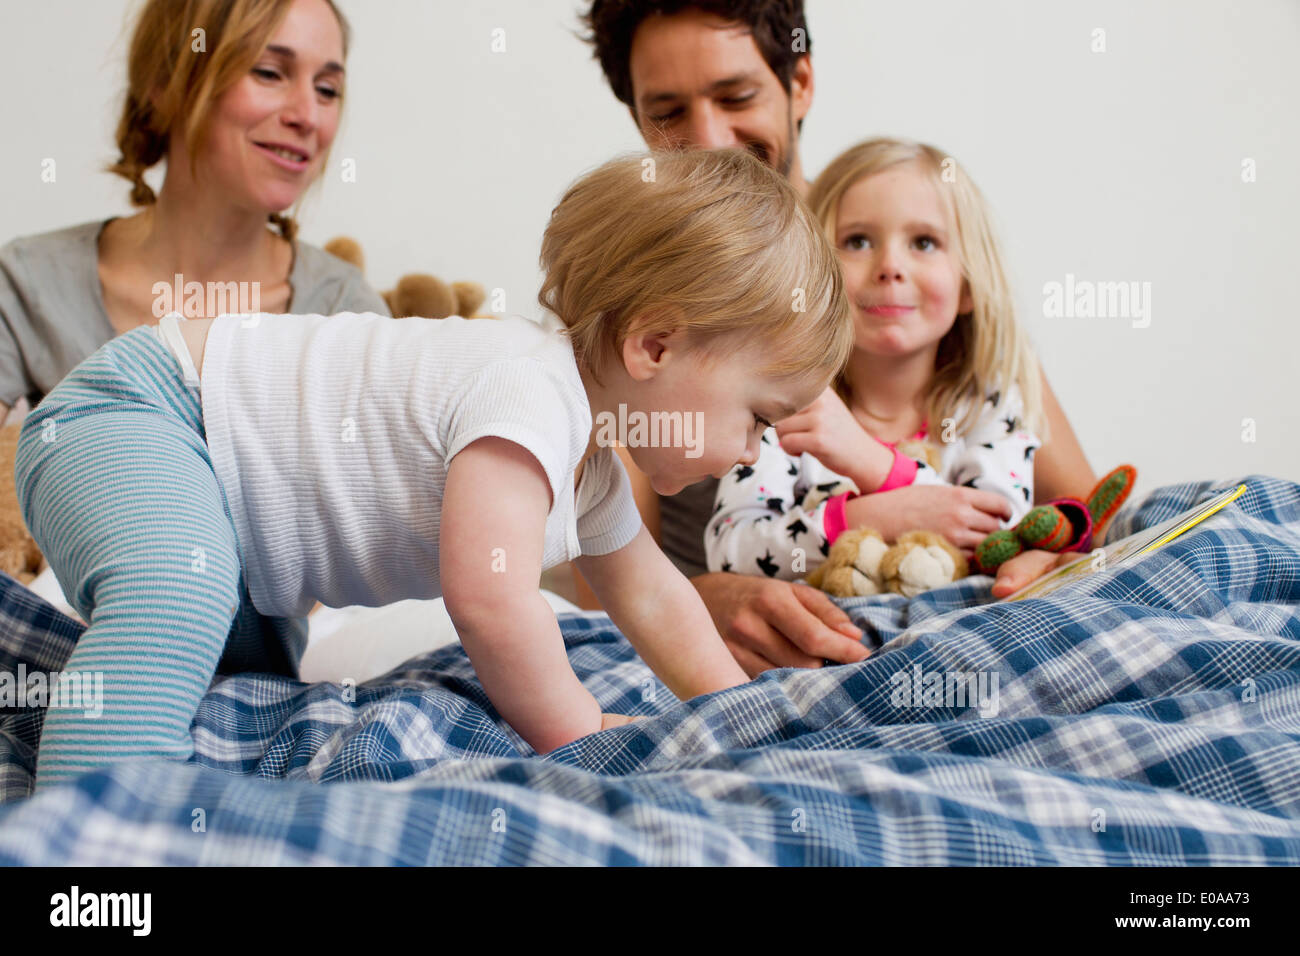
[580,0,1097,675]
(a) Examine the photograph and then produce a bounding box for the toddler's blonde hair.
[808,138,1044,438]
[539,149,851,386]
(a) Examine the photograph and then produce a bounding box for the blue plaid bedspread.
[0,474,1298,865]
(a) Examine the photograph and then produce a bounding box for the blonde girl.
[708,137,1054,587]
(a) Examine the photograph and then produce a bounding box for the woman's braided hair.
[106,0,351,243]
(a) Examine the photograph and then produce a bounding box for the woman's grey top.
[0,218,390,408]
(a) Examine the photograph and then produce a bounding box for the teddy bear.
[806,526,969,598]
[0,421,47,585]
[323,237,491,320]
[799,474,968,598]
[799,455,1137,599]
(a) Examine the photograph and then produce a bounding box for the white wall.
[2,0,1296,494]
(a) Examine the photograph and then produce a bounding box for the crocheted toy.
[323,237,490,319]
[972,464,1137,574]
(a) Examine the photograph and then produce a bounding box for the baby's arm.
[576,528,749,700]
[440,436,602,754]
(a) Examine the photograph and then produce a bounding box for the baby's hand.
[600,713,644,730]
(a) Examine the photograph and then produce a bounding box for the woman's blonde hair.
[539,149,852,388]
[107,0,351,243]
[807,138,1044,439]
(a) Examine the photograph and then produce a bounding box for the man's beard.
[744,104,796,180]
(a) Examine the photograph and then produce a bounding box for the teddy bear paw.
[882,531,970,597]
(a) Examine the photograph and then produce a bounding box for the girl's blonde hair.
[807,138,1044,439]
[107,0,351,243]
[539,149,852,386]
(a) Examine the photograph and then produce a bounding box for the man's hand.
[692,572,871,677]
[990,549,1082,598]
[846,484,1013,554]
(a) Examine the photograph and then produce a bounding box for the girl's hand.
[845,484,1013,553]
[774,388,891,490]
[600,713,644,730]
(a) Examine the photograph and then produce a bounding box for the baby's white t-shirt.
[189,311,642,617]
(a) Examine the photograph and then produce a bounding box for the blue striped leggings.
[14,325,306,789]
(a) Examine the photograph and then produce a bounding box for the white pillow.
[26,565,81,622]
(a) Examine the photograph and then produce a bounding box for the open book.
[1001,483,1248,602]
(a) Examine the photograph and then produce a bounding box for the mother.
[0,0,388,672]
[0,0,387,424]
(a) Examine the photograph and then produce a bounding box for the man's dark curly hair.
[581,1,811,125]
